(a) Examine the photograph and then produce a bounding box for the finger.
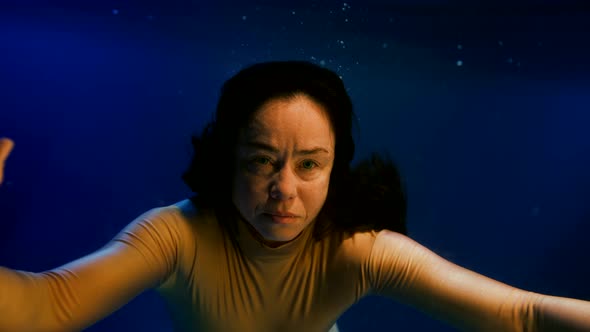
[0,138,14,185]
[0,138,15,162]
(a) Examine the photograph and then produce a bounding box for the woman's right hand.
[0,138,15,186]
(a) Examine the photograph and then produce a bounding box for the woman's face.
[232,94,335,246]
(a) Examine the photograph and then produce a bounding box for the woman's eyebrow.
[244,141,331,156]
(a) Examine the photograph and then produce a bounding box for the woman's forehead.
[251,103,331,130]
[238,97,335,151]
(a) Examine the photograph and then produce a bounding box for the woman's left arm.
[533,295,590,331]
[366,230,590,331]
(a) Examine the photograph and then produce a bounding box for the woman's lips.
[263,212,299,224]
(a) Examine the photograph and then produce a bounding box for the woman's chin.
[258,229,299,244]
[252,224,304,246]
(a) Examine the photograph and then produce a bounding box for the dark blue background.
[1,1,589,331]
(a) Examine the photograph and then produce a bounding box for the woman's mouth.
[263,212,299,224]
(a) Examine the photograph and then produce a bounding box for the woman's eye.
[253,156,271,165]
[301,160,318,170]
[245,156,274,174]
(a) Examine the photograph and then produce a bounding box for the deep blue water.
[1,1,589,331]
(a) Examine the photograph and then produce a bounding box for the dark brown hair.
[182,61,406,238]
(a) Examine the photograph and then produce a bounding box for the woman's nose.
[269,166,297,200]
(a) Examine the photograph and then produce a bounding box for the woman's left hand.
[0,138,15,186]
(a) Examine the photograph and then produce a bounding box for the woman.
[1,61,589,332]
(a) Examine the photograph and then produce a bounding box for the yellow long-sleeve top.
[1,199,589,332]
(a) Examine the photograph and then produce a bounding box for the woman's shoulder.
[115,199,216,244]
[333,228,412,263]
[139,198,215,224]
[328,229,379,262]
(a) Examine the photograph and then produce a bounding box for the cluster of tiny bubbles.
[456,44,463,66]
[454,41,520,68]
[307,56,342,78]
[111,8,153,20]
[342,2,352,23]
[496,40,521,66]
[289,10,304,25]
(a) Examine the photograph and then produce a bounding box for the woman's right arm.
[0,207,181,332]
[0,138,180,332]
